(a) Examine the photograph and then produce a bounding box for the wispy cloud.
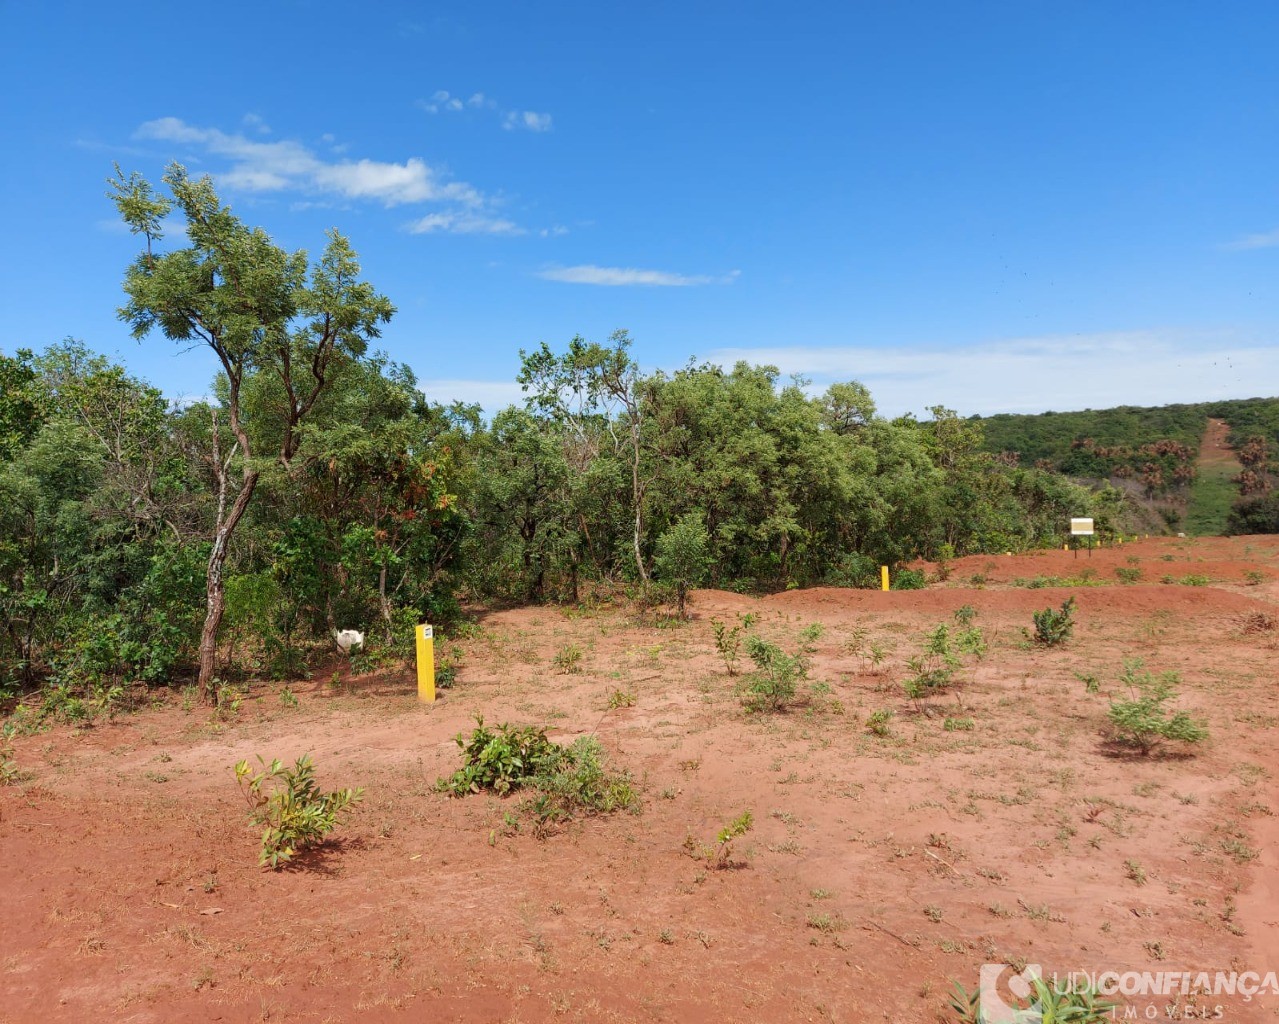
[135,117,482,209]
[421,90,552,132]
[419,379,526,410]
[503,110,553,132]
[1222,227,1279,251]
[708,330,1279,417]
[408,211,524,236]
[420,89,465,113]
[241,112,271,135]
[538,265,739,287]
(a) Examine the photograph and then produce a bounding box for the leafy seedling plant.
[741,635,807,712]
[1107,659,1208,755]
[552,643,583,674]
[234,754,363,869]
[902,612,985,710]
[710,612,757,675]
[683,810,754,868]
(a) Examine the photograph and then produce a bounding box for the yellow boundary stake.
[416,623,435,703]
[880,565,890,591]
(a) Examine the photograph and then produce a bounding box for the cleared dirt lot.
[3,536,1278,1023]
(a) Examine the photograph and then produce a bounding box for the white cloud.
[419,379,526,410]
[503,110,553,132]
[421,90,551,131]
[537,265,739,286]
[407,211,524,235]
[1222,227,1279,251]
[707,330,1279,417]
[419,89,465,114]
[538,225,569,238]
[134,116,488,211]
[241,113,271,134]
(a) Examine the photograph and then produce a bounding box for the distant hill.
[973,397,1279,471]
[970,397,1279,534]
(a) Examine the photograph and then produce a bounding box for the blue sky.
[2,1,1277,416]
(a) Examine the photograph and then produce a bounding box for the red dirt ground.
[3,535,1279,1024]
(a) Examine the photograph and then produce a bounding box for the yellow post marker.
[416,623,435,703]
[880,565,889,591]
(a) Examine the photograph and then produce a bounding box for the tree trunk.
[198,471,258,701]
[631,450,648,584]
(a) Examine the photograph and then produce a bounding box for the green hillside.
[974,398,1279,479]
[971,398,1279,534]
[975,397,1279,465]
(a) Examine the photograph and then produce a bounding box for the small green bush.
[865,708,895,737]
[1107,660,1208,755]
[892,568,927,591]
[437,717,638,824]
[741,635,807,712]
[1115,567,1142,584]
[234,754,363,869]
[1031,596,1076,646]
[552,643,583,674]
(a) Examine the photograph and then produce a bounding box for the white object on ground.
[333,629,365,653]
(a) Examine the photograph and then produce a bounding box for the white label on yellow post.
[416,624,435,703]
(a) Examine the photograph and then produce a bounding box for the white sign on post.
[1070,518,1095,536]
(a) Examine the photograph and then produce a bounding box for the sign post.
[1070,518,1094,559]
[416,624,435,703]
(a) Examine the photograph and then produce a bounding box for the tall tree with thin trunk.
[518,330,654,583]
[110,163,394,699]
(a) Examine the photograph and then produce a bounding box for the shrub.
[865,708,895,737]
[1107,660,1208,755]
[234,754,363,869]
[439,718,562,796]
[437,717,638,825]
[710,613,756,675]
[741,635,807,712]
[653,513,711,618]
[892,568,927,591]
[1115,567,1142,584]
[901,617,987,708]
[1031,597,1076,646]
[552,643,583,674]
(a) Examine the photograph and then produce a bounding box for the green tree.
[110,164,394,698]
[653,512,711,617]
[519,331,653,582]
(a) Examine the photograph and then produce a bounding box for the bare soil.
[4,535,1279,1024]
